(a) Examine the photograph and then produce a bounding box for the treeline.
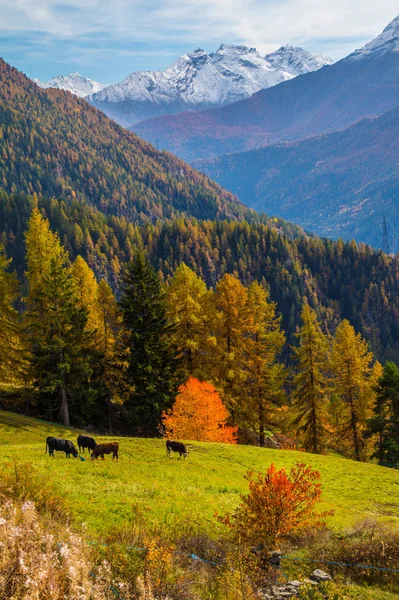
[1,190,399,362]
[1,209,398,465]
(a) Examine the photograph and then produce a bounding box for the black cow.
[166,439,189,459]
[45,436,78,458]
[77,434,97,454]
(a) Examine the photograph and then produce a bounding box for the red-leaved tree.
[218,463,333,550]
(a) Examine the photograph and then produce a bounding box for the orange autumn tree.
[162,378,237,443]
[218,463,333,550]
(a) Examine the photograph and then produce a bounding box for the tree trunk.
[259,400,265,447]
[349,396,361,461]
[59,349,70,426]
[108,396,113,434]
[60,385,70,426]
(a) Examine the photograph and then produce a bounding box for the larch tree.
[24,211,92,426]
[291,303,329,454]
[330,319,376,461]
[119,252,180,435]
[0,244,27,386]
[95,279,131,432]
[211,274,252,422]
[162,377,237,443]
[165,263,211,379]
[71,256,102,343]
[246,281,286,447]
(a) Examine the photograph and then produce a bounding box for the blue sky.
[0,0,398,84]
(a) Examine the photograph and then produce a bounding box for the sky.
[0,0,398,84]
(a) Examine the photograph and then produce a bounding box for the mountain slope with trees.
[0,59,251,223]
[1,190,399,364]
[196,105,399,250]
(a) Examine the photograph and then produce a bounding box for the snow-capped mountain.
[35,72,108,98]
[88,45,333,127]
[265,46,333,76]
[348,15,399,60]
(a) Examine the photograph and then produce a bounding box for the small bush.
[0,461,70,521]
[307,519,399,590]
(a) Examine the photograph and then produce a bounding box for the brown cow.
[91,442,119,461]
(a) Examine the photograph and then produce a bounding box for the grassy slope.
[0,411,398,538]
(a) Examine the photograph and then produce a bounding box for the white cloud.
[0,0,398,60]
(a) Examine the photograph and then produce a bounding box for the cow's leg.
[49,449,54,457]
[101,454,105,460]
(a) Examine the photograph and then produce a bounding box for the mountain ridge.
[87,44,332,127]
[132,14,399,162]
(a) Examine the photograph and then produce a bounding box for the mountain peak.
[265,45,333,76]
[348,14,399,60]
[35,72,107,98]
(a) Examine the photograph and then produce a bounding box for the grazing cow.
[77,434,97,454]
[166,439,189,459]
[91,442,119,461]
[45,436,78,458]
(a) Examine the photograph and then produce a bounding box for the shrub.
[218,463,333,550]
[0,461,70,522]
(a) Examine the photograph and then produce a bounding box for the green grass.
[0,410,398,538]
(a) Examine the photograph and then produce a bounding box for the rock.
[287,581,301,587]
[311,569,332,582]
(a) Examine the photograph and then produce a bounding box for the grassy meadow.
[0,409,398,537]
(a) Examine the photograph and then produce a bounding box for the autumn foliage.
[219,463,333,549]
[162,378,237,443]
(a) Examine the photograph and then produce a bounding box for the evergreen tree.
[120,253,180,435]
[291,303,329,454]
[246,282,286,446]
[367,361,399,466]
[330,320,376,461]
[25,212,92,425]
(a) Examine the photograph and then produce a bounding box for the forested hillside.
[1,190,398,362]
[0,59,251,223]
[196,105,399,250]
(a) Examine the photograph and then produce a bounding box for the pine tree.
[120,253,180,435]
[291,303,329,454]
[71,256,102,343]
[165,264,211,379]
[25,212,92,425]
[246,282,286,446]
[330,320,375,461]
[367,361,399,466]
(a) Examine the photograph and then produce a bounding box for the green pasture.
[0,410,398,537]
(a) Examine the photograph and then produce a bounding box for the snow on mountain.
[35,72,108,98]
[90,45,292,107]
[88,44,332,126]
[348,14,399,60]
[264,45,333,76]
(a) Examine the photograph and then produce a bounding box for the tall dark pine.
[120,253,179,435]
[27,256,93,426]
[368,362,399,466]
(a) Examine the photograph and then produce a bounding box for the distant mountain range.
[196,106,399,249]
[35,72,107,98]
[35,45,332,127]
[133,15,399,163]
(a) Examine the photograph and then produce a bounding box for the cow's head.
[72,449,79,458]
